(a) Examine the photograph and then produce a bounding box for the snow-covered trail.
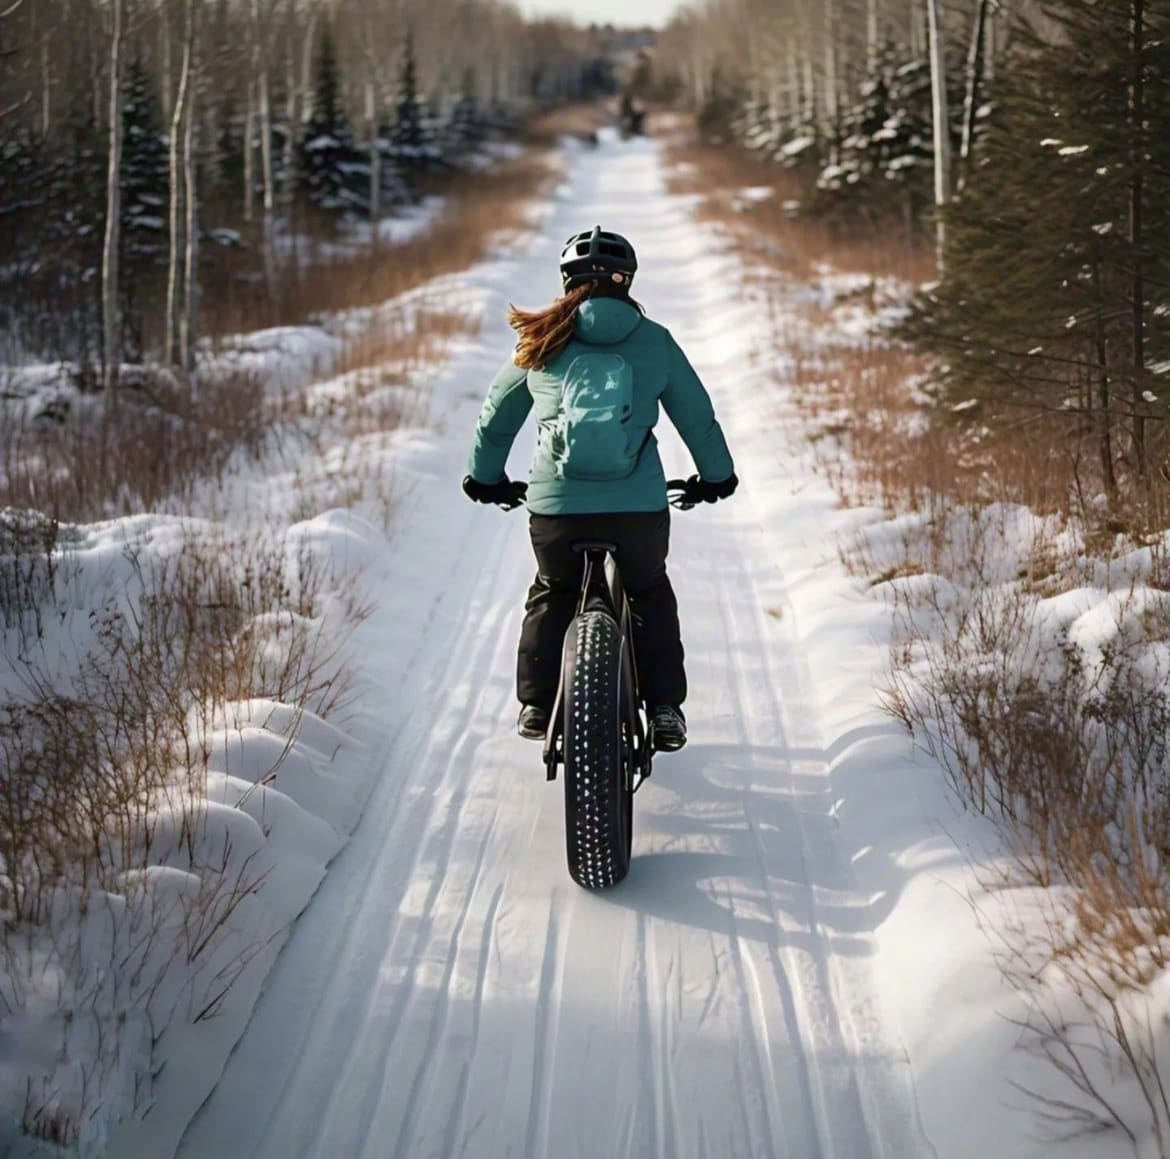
[174,134,935,1159]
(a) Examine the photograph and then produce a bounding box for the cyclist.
[462,226,738,752]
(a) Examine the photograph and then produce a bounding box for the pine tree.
[120,57,169,260]
[441,67,482,157]
[300,26,363,212]
[909,1,1170,492]
[393,30,424,154]
[819,47,937,230]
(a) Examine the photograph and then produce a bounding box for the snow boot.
[649,705,686,752]
[517,704,550,741]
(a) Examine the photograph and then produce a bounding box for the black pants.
[517,509,686,711]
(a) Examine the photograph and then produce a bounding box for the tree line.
[0,0,606,383]
[656,0,1170,510]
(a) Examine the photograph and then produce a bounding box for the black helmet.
[559,226,637,291]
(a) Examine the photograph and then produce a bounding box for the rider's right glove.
[674,473,738,508]
[462,474,528,510]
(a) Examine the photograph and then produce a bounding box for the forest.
[0,0,608,377]
[654,0,1170,523]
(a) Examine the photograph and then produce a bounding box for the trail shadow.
[600,735,967,956]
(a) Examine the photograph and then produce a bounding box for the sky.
[519,0,681,29]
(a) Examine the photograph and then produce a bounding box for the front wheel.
[562,610,632,889]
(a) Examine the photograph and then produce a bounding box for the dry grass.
[878,520,1170,1145]
[201,151,557,342]
[0,366,275,526]
[2,524,368,921]
[1,518,371,1140]
[665,135,935,283]
[523,102,616,148]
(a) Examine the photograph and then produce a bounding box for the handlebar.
[666,478,697,511]
[494,480,701,511]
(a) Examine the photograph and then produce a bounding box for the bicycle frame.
[542,544,654,791]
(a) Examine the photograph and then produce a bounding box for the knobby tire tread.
[563,611,631,889]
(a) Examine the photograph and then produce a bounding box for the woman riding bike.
[462,226,738,752]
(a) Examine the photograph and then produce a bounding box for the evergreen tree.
[393,30,424,155]
[300,27,363,212]
[120,57,170,260]
[695,65,742,145]
[818,47,938,229]
[909,1,1170,489]
[440,67,483,157]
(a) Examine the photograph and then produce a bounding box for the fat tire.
[563,610,632,889]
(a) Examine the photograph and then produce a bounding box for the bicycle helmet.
[559,225,638,291]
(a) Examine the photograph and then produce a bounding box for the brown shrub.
[200,152,557,341]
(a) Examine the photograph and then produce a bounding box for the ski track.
[172,135,934,1159]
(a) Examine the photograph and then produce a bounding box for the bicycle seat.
[571,540,618,555]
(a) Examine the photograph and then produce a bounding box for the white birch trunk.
[40,32,51,137]
[101,0,125,396]
[782,37,798,133]
[181,45,198,377]
[300,8,319,126]
[243,88,255,223]
[282,2,298,202]
[251,0,274,215]
[910,0,925,59]
[958,0,989,189]
[801,53,816,130]
[166,1,193,368]
[926,0,952,269]
[824,0,840,151]
[366,77,381,220]
[259,70,274,214]
[160,0,173,120]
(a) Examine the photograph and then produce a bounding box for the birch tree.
[101,0,126,395]
[166,0,193,369]
[926,0,951,268]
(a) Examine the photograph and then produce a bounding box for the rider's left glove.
[683,472,738,505]
[462,474,528,510]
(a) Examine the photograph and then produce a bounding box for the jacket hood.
[574,298,642,345]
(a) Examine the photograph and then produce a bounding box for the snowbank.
[748,246,1170,1156]
[0,506,390,1156]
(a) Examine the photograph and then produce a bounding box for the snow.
[6,131,1159,1159]
[729,184,776,212]
[202,326,342,395]
[272,196,446,266]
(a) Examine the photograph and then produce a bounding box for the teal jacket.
[467,298,734,515]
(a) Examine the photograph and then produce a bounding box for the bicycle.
[502,479,697,890]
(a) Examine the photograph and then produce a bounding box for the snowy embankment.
[0,152,555,1156]
[773,259,1170,1155]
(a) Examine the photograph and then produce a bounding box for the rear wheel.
[562,610,632,889]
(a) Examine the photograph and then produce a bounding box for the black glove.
[462,474,527,510]
[669,473,738,510]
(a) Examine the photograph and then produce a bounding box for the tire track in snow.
[714,524,881,1159]
[702,543,817,1159]
[307,546,517,1159]
[387,810,499,1159]
[440,879,505,1159]
[524,907,564,1159]
[344,550,524,1159]
[176,505,526,1159]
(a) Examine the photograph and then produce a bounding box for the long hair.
[507,281,643,371]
